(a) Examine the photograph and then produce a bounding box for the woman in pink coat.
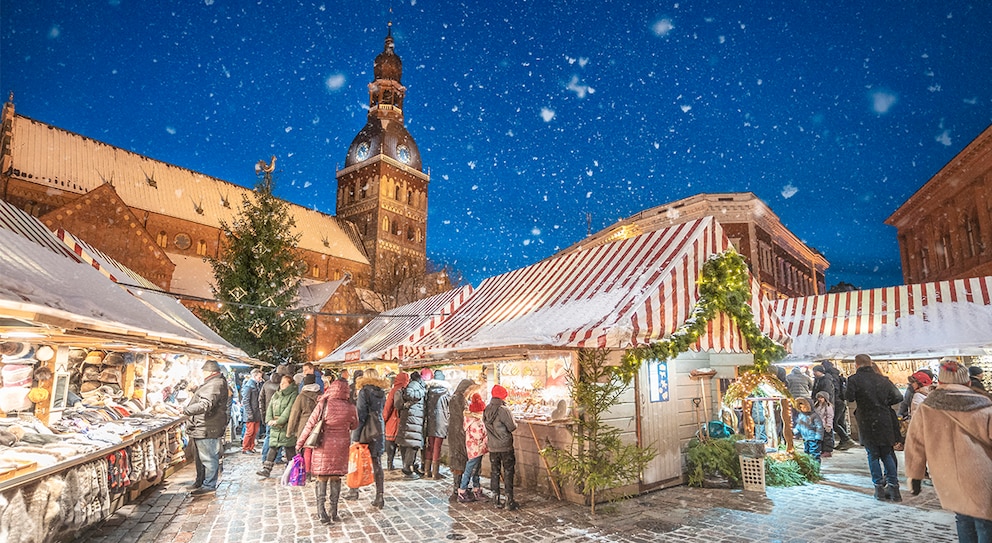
[296,379,358,524]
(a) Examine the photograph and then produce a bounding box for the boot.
[457,488,475,503]
[505,487,519,511]
[449,471,462,502]
[434,463,446,479]
[372,466,384,509]
[874,484,887,500]
[886,484,902,502]
[424,461,434,479]
[328,477,342,522]
[344,487,359,501]
[474,487,484,500]
[256,461,273,477]
[493,489,504,509]
[314,479,330,524]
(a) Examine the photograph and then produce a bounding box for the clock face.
[396,145,411,164]
[356,142,370,161]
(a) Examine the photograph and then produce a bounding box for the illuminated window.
[312,265,320,278]
[382,217,390,232]
[196,240,207,256]
[156,231,168,248]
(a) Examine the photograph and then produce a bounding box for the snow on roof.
[773,276,992,360]
[405,217,787,358]
[321,285,474,363]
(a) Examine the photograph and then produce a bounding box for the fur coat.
[905,384,992,522]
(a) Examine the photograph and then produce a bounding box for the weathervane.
[255,156,276,174]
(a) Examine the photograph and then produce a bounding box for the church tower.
[336,23,429,293]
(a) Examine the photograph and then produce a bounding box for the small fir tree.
[541,348,656,514]
[200,157,308,366]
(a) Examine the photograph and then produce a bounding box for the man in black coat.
[184,360,230,495]
[845,354,904,501]
[240,369,263,454]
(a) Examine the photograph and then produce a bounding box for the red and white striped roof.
[0,200,79,260]
[405,217,788,359]
[773,276,992,360]
[319,285,475,363]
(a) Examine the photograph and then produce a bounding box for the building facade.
[0,27,429,362]
[558,192,829,299]
[886,124,992,284]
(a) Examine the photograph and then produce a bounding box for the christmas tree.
[201,157,309,366]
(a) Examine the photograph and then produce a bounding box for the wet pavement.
[70,444,955,543]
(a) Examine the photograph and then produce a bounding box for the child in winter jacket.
[813,391,834,457]
[459,393,488,502]
[793,397,825,463]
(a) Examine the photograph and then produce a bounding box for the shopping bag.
[281,454,307,487]
[346,443,374,489]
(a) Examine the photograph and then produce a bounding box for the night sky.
[2,1,991,290]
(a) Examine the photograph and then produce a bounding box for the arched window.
[156,231,168,248]
[394,185,401,200]
[312,265,320,278]
[361,183,367,199]
[416,228,423,243]
[407,190,413,205]
[407,226,415,241]
[382,217,390,232]
[196,240,207,256]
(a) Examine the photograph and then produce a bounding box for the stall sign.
[344,350,361,362]
[648,359,670,403]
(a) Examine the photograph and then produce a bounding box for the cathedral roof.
[5,113,369,266]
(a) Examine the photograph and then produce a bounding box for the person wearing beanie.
[446,379,478,501]
[424,369,452,479]
[813,391,835,458]
[969,366,988,396]
[287,373,321,476]
[397,370,427,478]
[905,358,992,540]
[845,353,904,501]
[459,393,489,503]
[484,384,519,510]
[183,360,230,495]
[811,364,837,403]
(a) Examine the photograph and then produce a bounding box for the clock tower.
[336,23,429,292]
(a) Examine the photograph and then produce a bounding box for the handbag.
[303,402,326,448]
[346,443,375,489]
[358,416,381,444]
[280,454,307,487]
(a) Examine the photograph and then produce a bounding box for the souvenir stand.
[0,201,254,542]
[403,217,790,503]
[318,285,475,381]
[770,275,992,440]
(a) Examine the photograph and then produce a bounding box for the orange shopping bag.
[346,442,374,489]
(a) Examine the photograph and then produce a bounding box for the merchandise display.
[495,356,572,423]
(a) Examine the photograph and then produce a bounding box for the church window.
[920,247,930,278]
[382,217,390,232]
[394,185,401,200]
[361,183,368,199]
[965,214,981,257]
[156,231,168,248]
[416,228,423,243]
[407,226,414,241]
[407,190,413,205]
[312,265,320,278]
[196,240,207,256]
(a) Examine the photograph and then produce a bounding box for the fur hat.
[434,370,445,381]
[794,397,812,410]
[420,368,434,381]
[469,393,485,413]
[84,351,105,366]
[102,352,125,366]
[938,358,970,385]
[911,371,933,387]
[35,346,55,362]
[491,384,508,400]
[970,366,984,378]
[0,341,33,361]
[410,370,423,382]
[201,360,222,373]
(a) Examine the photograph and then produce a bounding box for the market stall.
[0,201,254,541]
[403,217,789,502]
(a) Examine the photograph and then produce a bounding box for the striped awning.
[319,285,474,364]
[0,200,79,260]
[772,276,992,360]
[405,217,788,359]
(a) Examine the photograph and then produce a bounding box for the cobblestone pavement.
[71,445,956,543]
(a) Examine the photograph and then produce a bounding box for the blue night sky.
[2,1,991,290]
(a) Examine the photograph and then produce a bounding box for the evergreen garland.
[621,248,787,376]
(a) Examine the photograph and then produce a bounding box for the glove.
[910,479,922,495]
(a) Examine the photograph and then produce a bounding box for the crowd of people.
[185,362,522,525]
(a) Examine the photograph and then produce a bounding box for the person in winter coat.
[484,384,519,510]
[908,371,934,418]
[382,372,409,470]
[259,368,285,464]
[256,374,299,478]
[845,354,904,501]
[397,371,427,478]
[793,397,824,462]
[296,379,358,524]
[353,368,389,509]
[459,393,488,503]
[811,365,836,403]
[906,359,992,543]
[287,374,321,474]
[424,369,452,479]
[822,360,855,450]
[446,379,477,500]
[969,366,989,396]
[786,366,812,398]
[183,360,230,495]
[240,369,263,454]
[813,391,834,457]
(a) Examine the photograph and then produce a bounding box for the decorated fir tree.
[201,157,309,366]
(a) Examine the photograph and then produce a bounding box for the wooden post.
[528,422,562,500]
